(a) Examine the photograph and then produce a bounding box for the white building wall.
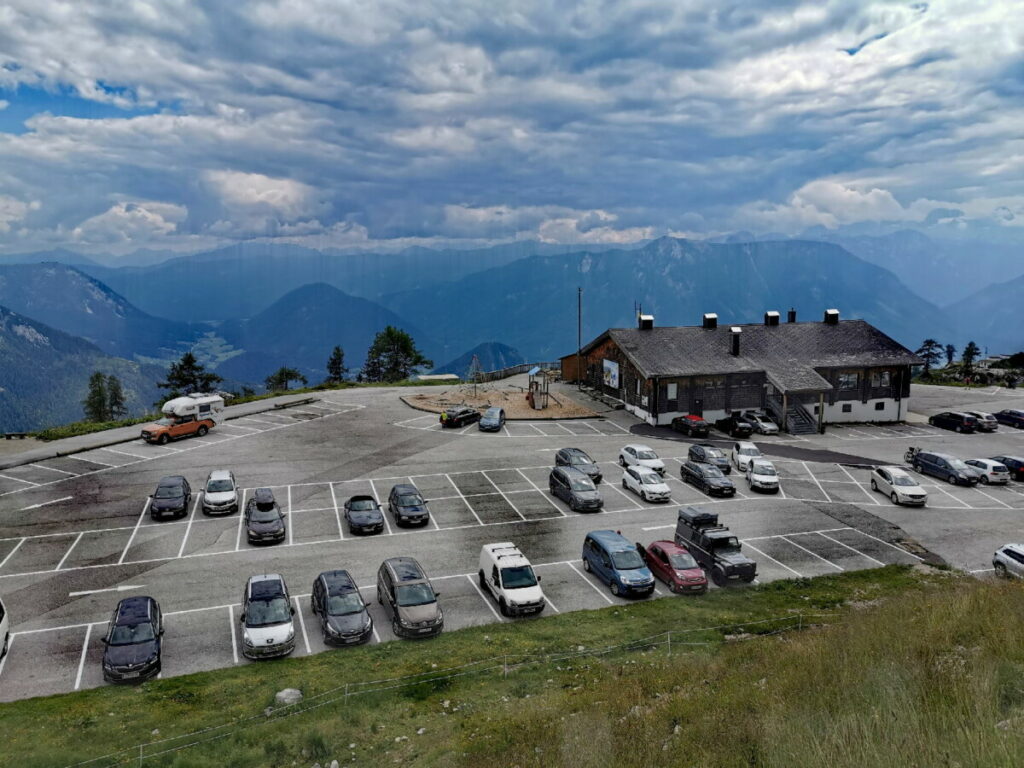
[821,398,904,424]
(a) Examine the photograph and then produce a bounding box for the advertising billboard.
[603,359,620,389]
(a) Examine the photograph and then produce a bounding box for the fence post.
[345,683,349,700]
[798,613,803,631]
[139,744,143,766]
[667,631,671,657]
[503,654,507,678]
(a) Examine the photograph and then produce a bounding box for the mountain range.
[432,342,525,376]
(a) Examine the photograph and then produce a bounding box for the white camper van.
[140,393,225,445]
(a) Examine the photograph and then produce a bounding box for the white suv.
[993,544,1024,579]
[202,469,239,515]
[731,441,762,472]
[0,595,9,661]
[619,444,665,475]
[478,543,546,617]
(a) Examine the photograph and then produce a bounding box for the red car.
[638,540,708,594]
[671,414,710,437]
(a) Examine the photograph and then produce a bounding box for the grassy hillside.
[8,567,1021,767]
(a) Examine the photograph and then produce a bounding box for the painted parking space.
[0,625,89,702]
[0,534,78,575]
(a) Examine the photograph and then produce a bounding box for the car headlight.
[286,627,295,641]
[242,632,254,647]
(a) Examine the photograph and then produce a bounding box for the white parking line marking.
[567,562,615,604]
[412,476,441,530]
[367,479,393,536]
[481,470,526,521]
[68,584,147,597]
[525,422,546,435]
[445,474,484,526]
[73,624,93,690]
[843,528,926,561]
[929,481,971,508]
[515,468,566,516]
[801,461,831,502]
[235,488,247,551]
[839,465,880,505]
[73,453,119,467]
[0,538,25,570]
[118,498,151,565]
[287,486,294,546]
[177,492,203,558]
[502,425,511,438]
[780,535,843,570]
[329,483,344,539]
[466,575,505,621]
[28,463,78,476]
[0,634,13,681]
[972,487,1013,509]
[293,597,312,655]
[55,532,84,571]
[741,542,803,577]
[228,605,239,665]
[815,532,886,566]
[0,473,37,486]
[605,477,644,510]
[99,446,150,459]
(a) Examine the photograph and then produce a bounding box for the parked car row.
[908,448,1024,487]
[671,410,780,438]
[927,409,1024,433]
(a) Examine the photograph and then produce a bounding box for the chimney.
[730,326,741,356]
[638,313,654,330]
[823,308,840,325]
[702,313,718,330]
[764,311,780,327]
[787,308,797,323]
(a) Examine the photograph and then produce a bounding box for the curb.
[398,395,602,421]
[0,396,322,472]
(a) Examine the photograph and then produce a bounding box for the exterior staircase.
[785,402,819,435]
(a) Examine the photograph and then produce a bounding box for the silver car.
[742,411,780,435]
[993,544,1024,579]
[871,466,927,506]
[202,469,238,515]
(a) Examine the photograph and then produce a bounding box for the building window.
[635,378,641,396]
[842,403,852,413]
[874,401,885,411]
[838,372,859,390]
[813,405,819,414]
[667,382,677,401]
[871,371,891,388]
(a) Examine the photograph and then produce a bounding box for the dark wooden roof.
[583,319,921,393]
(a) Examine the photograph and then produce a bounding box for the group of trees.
[916,338,994,382]
[82,373,128,423]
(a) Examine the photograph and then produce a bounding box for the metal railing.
[474,361,560,383]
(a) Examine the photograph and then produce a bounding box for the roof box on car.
[677,506,718,527]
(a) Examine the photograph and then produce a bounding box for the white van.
[478,543,546,617]
[0,595,9,660]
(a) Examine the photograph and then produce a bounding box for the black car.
[991,455,1024,481]
[548,466,603,512]
[912,451,979,486]
[714,412,754,438]
[994,410,1024,429]
[388,483,431,526]
[245,487,287,544]
[928,411,978,433]
[680,460,736,497]
[344,495,385,535]
[149,476,191,520]
[478,407,506,432]
[688,443,731,474]
[440,406,480,428]
[101,596,162,683]
[670,415,710,437]
[311,570,373,645]
[554,447,603,483]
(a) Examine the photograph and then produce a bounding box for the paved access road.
[0,382,1022,702]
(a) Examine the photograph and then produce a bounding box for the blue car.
[478,407,506,432]
[582,530,655,597]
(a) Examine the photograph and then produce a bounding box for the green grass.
[2,566,988,767]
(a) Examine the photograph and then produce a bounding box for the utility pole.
[577,286,582,391]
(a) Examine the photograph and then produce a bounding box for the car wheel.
[498,599,509,617]
[870,479,878,491]
[619,456,626,467]
[622,479,627,488]
[995,562,1008,578]
[711,567,726,587]
[913,463,922,473]
[948,474,958,485]
[891,492,899,505]
[610,581,621,596]
[980,475,990,485]
[197,425,208,437]
[479,570,487,589]
[583,558,591,572]
[310,596,317,613]
[955,425,963,433]
[158,433,169,445]
[392,618,402,636]
[640,491,647,502]
[1,633,7,659]
[376,589,382,604]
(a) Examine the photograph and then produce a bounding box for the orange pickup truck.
[141,394,224,445]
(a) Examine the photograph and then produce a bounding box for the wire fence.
[62,611,839,768]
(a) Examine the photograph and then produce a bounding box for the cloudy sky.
[0,0,1021,253]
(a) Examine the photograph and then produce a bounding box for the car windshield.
[713,537,741,552]
[668,553,699,570]
[892,475,917,487]
[108,622,155,646]
[246,597,291,627]
[251,506,280,523]
[949,459,969,470]
[636,450,658,460]
[501,566,538,589]
[739,447,760,456]
[207,479,234,493]
[753,465,777,476]
[398,494,424,506]
[754,415,769,423]
[153,417,172,426]
[484,408,501,419]
[569,476,595,491]
[396,583,436,607]
[568,452,593,465]
[704,448,724,459]
[154,485,181,499]
[349,499,378,511]
[641,473,663,485]
[702,466,724,478]
[327,592,365,616]
[611,550,645,570]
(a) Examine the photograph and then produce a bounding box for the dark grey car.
[311,570,373,645]
[245,487,287,544]
[387,483,431,526]
[549,466,603,512]
[680,460,736,497]
[688,444,731,474]
[377,557,443,638]
[343,495,385,535]
[149,476,191,520]
[554,447,603,483]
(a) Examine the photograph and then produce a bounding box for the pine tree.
[962,341,981,374]
[944,344,956,367]
[326,346,348,384]
[106,375,127,420]
[82,372,109,422]
[915,339,943,378]
[362,326,433,383]
[158,351,222,396]
[265,367,307,392]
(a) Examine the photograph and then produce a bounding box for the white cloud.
[71,200,186,243]
[443,203,655,243]
[0,195,38,233]
[0,100,8,110]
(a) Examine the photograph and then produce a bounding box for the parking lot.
[0,383,1022,702]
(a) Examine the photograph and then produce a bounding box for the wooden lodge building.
[561,309,922,434]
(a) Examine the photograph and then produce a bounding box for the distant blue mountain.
[432,342,525,376]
